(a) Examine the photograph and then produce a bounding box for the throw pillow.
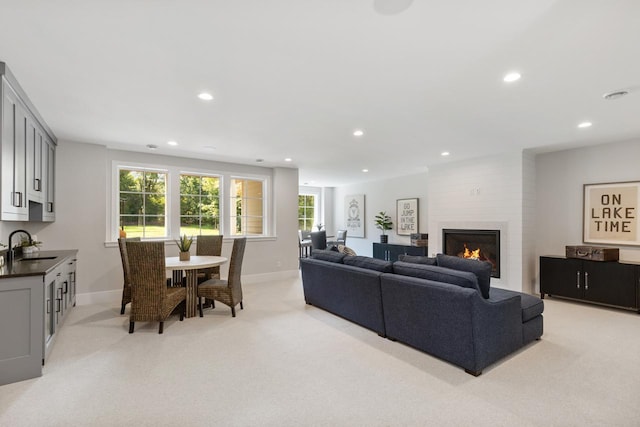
[397,254,437,265]
[436,254,492,299]
[337,245,357,256]
[343,256,393,273]
[311,250,346,263]
[393,262,481,293]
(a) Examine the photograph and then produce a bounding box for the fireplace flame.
[463,244,481,260]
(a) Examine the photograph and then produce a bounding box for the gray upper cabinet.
[1,62,57,222]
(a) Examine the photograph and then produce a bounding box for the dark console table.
[540,256,640,313]
[373,243,427,262]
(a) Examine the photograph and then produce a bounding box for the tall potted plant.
[374,211,393,243]
[175,234,193,261]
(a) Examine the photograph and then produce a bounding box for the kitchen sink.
[19,256,57,261]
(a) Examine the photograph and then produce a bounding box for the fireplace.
[442,229,500,278]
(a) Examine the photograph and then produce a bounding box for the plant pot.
[380,235,388,244]
[179,251,191,261]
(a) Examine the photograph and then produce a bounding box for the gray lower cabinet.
[0,252,78,385]
[0,276,43,385]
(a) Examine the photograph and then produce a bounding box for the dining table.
[165,255,228,318]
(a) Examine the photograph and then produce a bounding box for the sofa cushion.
[343,256,393,273]
[397,254,437,265]
[490,288,544,322]
[436,254,492,299]
[392,262,481,293]
[311,250,346,263]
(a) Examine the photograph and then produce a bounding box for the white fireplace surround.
[435,221,509,288]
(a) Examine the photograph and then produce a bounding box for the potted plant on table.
[20,237,42,255]
[175,234,193,261]
[374,211,393,243]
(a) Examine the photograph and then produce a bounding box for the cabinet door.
[67,258,77,307]
[55,271,64,324]
[372,243,386,260]
[26,118,44,203]
[540,257,583,299]
[405,246,428,257]
[43,138,55,221]
[1,80,28,220]
[44,279,54,347]
[583,261,637,308]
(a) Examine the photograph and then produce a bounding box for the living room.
[2,1,640,425]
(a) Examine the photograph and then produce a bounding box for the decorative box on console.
[565,245,619,262]
[410,233,428,247]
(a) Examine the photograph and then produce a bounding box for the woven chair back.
[228,237,247,297]
[126,241,167,317]
[118,237,141,287]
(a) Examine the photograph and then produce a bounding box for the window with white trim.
[118,168,168,238]
[230,178,265,236]
[298,194,315,231]
[179,173,221,236]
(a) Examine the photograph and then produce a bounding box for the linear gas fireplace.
[442,229,500,278]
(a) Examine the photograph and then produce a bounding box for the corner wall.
[332,172,429,256]
[535,139,640,273]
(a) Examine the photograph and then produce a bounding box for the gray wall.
[1,140,299,304]
[332,172,429,257]
[535,139,640,269]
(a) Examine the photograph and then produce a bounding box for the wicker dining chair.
[197,237,246,317]
[196,235,224,284]
[118,237,141,315]
[127,241,187,334]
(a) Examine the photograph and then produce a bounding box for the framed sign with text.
[345,194,365,238]
[583,181,639,246]
[397,198,418,236]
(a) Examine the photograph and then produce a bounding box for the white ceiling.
[1,0,639,187]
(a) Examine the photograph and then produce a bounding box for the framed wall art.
[345,194,365,238]
[397,198,418,236]
[583,181,639,245]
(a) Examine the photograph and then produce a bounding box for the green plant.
[374,211,393,235]
[175,234,193,252]
[20,238,41,248]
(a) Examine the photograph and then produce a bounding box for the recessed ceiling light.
[167,140,178,146]
[362,169,369,173]
[284,158,292,162]
[353,129,364,137]
[198,92,213,101]
[577,122,592,128]
[441,151,450,156]
[503,72,521,83]
[146,144,158,150]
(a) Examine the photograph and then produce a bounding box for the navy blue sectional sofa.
[300,251,544,376]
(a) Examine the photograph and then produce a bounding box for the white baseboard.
[76,270,300,306]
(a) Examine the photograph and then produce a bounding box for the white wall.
[1,140,300,305]
[427,151,528,292]
[333,172,429,257]
[535,139,640,265]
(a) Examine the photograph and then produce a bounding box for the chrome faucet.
[7,229,32,263]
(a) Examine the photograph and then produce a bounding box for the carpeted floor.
[1,275,639,426]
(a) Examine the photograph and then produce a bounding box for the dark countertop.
[0,250,78,279]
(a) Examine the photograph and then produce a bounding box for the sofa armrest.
[470,294,524,372]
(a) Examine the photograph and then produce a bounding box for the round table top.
[165,255,228,270]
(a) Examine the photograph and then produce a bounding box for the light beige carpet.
[1,275,639,426]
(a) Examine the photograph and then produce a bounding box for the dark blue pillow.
[311,250,346,263]
[436,254,492,299]
[393,262,481,294]
[397,254,437,265]
[343,256,393,273]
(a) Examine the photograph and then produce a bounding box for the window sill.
[104,235,276,248]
